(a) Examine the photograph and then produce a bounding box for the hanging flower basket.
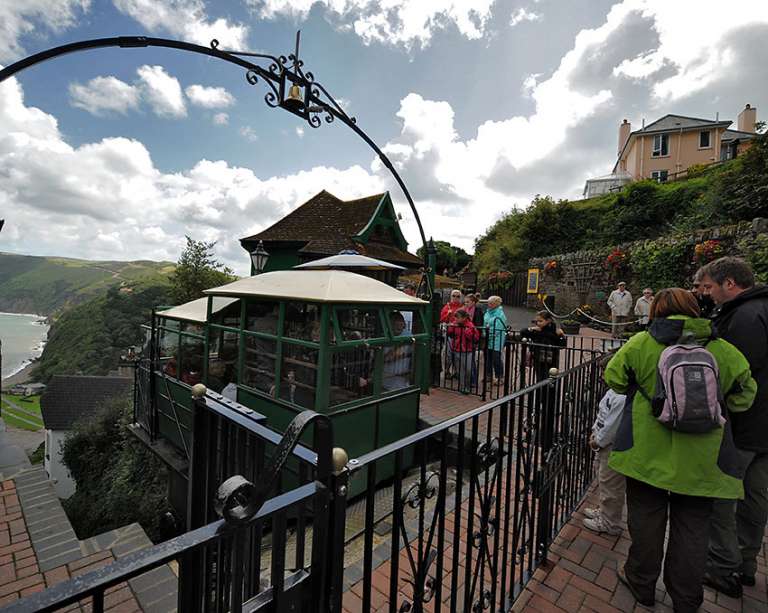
[604,248,629,277]
[693,239,723,267]
[543,259,560,279]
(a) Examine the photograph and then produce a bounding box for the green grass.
[1,394,43,431]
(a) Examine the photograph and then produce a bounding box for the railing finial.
[332,447,349,473]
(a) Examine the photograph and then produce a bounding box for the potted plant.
[561,319,581,335]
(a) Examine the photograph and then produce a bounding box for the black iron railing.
[431,325,606,400]
[10,351,608,612]
[342,353,607,612]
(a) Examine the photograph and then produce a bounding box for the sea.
[0,312,49,380]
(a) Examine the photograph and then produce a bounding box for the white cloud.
[510,7,541,27]
[137,65,187,118]
[185,84,235,108]
[113,0,248,49]
[212,112,229,125]
[69,76,142,116]
[250,0,496,49]
[0,74,384,274]
[0,0,90,63]
[295,126,305,138]
[239,126,258,142]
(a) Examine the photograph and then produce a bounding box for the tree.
[169,236,236,304]
[62,399,174,542]
[417,240,472,275]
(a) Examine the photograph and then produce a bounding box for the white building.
[40,375,132,498]
[582,171,632,199]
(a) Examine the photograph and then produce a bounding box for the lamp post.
[250,240,269,275]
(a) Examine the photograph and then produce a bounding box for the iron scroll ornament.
[0,34,432,298]
[214,409,332,523]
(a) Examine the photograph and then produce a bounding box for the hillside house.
[40,375,132,498]
[584,104,759,197]
[240,190,422,284]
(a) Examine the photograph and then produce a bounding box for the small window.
[245,300,279,336]
[158,328,179,378]
[207,328,239,393]
[211,300,241,328]
[699,130,711,148]
[652,134,669,157]
[279,343,319,408]
[179,336,204,386]
[329,347,375,406]
[285,303,325,343]
[243,336,277,394]
[389,309,424,336]
[336,308,383,341]
[651,170,668,183]
[382,343,415,393]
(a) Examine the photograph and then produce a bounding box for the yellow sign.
[527,269,540,294]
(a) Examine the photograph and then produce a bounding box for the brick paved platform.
[0,418,177,612]
[515,487,768,613]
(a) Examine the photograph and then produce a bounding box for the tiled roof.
[40,375,133,430]
[636,114,731,134]
[241,190,385,243]
[241,189,422,267]
[721,128,757,142]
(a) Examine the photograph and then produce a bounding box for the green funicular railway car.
[144,269,429,500]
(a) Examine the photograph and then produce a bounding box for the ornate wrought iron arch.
[0,34,433,295]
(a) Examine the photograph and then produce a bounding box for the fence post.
[178,389,209,611]
[325,450,349,613]
[537,369,559,566]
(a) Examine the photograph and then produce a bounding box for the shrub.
[62,399,173,542]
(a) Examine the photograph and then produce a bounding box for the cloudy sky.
[1,0,767,274]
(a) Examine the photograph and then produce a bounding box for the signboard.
[526,269,540,294]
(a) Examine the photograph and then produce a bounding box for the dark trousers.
[485,349,503,379]
[707,451,768,577]
[625,478,713,613]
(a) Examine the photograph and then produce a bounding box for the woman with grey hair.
[483,295,508,383]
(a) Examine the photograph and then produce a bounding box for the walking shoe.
[617,567,655,607]
[583,516,621,536]
[583,507,600,520]
[739,573,756,587]
[703,571,743,599]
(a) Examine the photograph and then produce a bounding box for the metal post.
[325,463,349,613]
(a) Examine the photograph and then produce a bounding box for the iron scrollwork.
[397,471,441,612]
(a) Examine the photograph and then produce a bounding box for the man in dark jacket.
[699,257,768,598]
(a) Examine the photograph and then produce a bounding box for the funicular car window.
[245,299,279,336]
[179,335,204,387]
[388,308,423,336]
[211,299,241,328]
[207,327,239,395]
[284,302,325,343]
[336,307,383,342]
[329,346,375,406]
[242,335,277,394]
[158,319,180,378]
[279,343,319,408]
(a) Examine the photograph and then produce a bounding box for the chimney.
[737,104,757,133]
[618,119,631,156]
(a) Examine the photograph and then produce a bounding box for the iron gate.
[8,353,607,612]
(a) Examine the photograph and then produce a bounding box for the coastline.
[1,361,37,388]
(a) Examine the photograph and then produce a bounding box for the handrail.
[349,353,605,472]
[3,482,323,613]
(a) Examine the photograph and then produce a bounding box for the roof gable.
[40,375,133,430]
[241,190,385,245]
[638,114,731,134]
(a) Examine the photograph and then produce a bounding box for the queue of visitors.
[585,257,767,613]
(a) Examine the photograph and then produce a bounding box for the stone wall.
[527,217,768,316]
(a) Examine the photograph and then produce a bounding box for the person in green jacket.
[604,288,756,613]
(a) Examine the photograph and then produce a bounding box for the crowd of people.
[586,256,767,613]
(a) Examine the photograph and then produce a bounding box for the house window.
[651,170,668,183]
[699,130,711,148]
[652,134,669,157]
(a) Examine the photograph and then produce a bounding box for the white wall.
[44,429,76,499]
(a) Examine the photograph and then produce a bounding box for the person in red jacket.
[447,308,480,394]
[440,290,464,378]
